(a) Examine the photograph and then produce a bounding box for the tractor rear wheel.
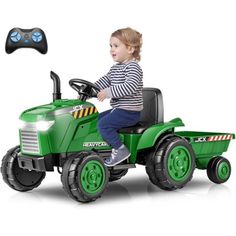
[146,137,195,190]
[61,152,109,203]
[1,146,46,191]
[207,156,231,184]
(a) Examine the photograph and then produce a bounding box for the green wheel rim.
[218,161,230,181]
[80,160,106,195]
[167,146,192,182]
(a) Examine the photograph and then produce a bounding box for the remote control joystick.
[5,28,48,54]
[32,32,43,43]
[10,31,22,43]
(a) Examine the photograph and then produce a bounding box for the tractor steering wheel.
[69,79,100,101]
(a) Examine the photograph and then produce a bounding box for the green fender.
[137,118,185,150]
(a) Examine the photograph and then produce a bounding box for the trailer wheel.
[146,137,195,190]
[207,156,231,184]
[61,152,109,203]
[109,169,128,182]
[1,146,46,191]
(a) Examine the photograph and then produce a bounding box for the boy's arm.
[95,72,111,90]
[104,65,142,98]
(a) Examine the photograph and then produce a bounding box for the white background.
[0,0,235,235]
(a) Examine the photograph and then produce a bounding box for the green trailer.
[176,131,233,183]
[1,72,234,203]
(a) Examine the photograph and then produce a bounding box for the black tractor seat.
[119,88,164,134]
[119,121,151,134]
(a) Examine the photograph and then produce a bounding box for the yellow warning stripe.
[84,108,89,116]
[73,110,79,119]
[79,109,84,118]
[72,106,98,119]
[89,106,94,115]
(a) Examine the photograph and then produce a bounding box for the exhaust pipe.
[50,71,61,101]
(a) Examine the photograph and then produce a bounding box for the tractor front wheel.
[1,146,46,191]
[61,152,109,203]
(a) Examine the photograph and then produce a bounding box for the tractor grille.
[21,129,40,154]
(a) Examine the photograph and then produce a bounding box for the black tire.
[146,137,195,190]
[1,146,46,192]
[207,156,231,184]
[61,152,109,203]
[109,169,128,182]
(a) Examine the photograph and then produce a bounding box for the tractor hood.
[19,99,95,122]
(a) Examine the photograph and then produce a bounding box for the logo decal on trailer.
[194,137,207,142]
[194,134,233,143]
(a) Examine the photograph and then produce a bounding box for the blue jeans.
[98,108,141,149]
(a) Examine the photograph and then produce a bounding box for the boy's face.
[110,37,134,63]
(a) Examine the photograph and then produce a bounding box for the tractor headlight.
[18,120,27,129]
[19,120,55,131]
[35,121,55,131]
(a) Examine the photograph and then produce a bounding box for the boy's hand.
[97,90,106,101]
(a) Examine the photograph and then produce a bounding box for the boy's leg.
[98,108,140,166]
[98,108,140,149]
[98,109,112,120]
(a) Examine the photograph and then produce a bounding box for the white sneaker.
[104,145,130,167]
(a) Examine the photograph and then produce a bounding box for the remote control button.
[24,34,30,39]
[32,32,43,43]
[10,31,21,43]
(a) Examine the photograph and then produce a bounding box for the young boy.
[95,27,143,167]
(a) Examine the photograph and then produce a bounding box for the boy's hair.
[111,27,142,61]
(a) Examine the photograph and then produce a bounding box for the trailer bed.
[175,131,235,169]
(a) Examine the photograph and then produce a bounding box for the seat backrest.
[140,88,164,124]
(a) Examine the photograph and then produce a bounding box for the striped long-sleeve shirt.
[95,61,143,111]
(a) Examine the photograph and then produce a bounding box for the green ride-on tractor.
[1,71,234,203]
